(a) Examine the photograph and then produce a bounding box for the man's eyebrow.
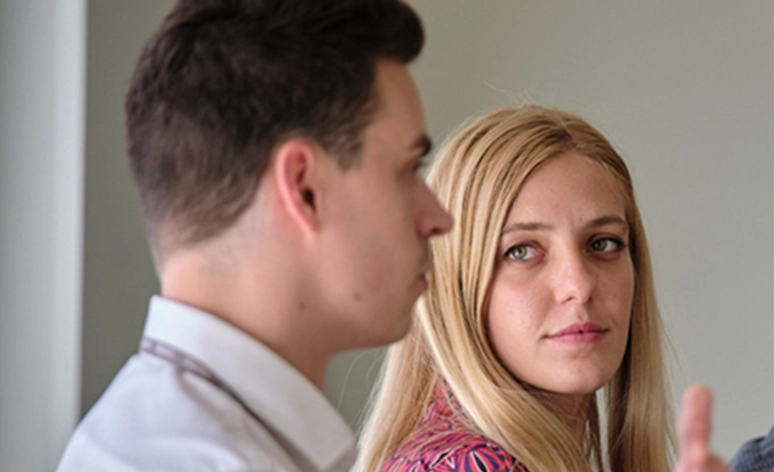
[412,134,432,157]
[500,215,628,236]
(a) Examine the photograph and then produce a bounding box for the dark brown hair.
[125,0,424,251]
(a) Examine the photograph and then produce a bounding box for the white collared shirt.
[56,296,356,472]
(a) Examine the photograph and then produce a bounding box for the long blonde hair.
[355,106,675,472]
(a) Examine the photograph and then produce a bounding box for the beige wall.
[80,0,172,415]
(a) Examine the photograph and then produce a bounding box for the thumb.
[675,386,729,472]
[678,385,713,458]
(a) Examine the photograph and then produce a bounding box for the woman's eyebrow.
[501,215,627,236]
[501,221,552,236]
[584,215,627,230]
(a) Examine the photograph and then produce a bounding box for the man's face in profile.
[316,59,452,348]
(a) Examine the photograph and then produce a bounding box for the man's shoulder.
[56,355,295,472]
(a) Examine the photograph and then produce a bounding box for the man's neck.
[160,251,335,390]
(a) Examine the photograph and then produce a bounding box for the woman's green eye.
[505,245,536,260]
[590,238,623,252]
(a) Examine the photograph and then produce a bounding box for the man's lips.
[546,322,608,344]
[417,258,430,286]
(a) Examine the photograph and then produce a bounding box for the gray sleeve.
[729,426,774,472]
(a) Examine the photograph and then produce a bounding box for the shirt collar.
[142,295,356,471]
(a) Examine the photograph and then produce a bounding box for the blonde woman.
[355,105,676,472]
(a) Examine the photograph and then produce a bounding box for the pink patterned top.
[380,385,529,472]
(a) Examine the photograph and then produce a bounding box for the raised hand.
[675,385,729,472]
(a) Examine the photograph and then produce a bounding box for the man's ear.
[271,139,324,236]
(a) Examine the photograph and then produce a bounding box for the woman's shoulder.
[381,419,529,471]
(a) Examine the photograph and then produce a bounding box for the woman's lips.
[546,322,608,344]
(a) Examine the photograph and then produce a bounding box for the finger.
[706,456,730,472]
[678,385,713,459]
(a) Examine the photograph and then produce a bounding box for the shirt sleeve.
[729,425,774,472]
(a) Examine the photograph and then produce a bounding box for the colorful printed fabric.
[380,385,529,471]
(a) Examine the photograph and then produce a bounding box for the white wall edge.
[49,0,86,465]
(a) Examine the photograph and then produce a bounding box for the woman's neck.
[529,388,593,443]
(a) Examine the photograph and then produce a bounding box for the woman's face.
[486,151,633,397]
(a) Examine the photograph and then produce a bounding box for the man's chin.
[366,314,415,349]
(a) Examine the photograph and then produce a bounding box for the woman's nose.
[554,251,595,304]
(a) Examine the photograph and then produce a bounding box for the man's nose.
[417,189,453,238]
